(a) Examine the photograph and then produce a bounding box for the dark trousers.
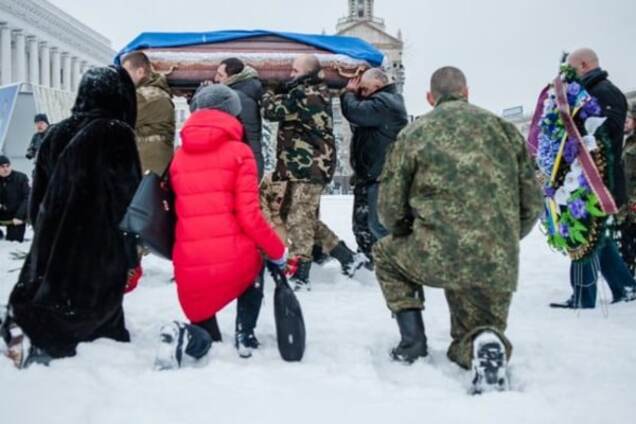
[0,223,26,242]
[353,182,388,258]
[236,269,264,335]
[570,239,636,307]
[367,183,389,240]
[183,324,213,360]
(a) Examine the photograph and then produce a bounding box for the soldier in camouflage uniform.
[374,67,542,390]
[262,54,364,289]
[123,51,175,175]
[260,173,365,279]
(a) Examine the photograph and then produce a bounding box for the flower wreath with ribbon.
[527,65,617,261]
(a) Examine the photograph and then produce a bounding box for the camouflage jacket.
[262,74,336,184]
[135,72,175,167]
[378,96,542,292]
[623,133,636,204]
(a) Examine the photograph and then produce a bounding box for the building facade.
[336,0,404,93]
[0,0,115,91]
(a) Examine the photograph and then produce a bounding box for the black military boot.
[329,241,367,278]
[312,245,332,265]
[391,309,427,363]
[290,260,312,291]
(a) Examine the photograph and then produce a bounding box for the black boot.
[290,260,312,291]
[312,245,332,265]
[329,241,366,278]
[235,272,264,358]
[391,309,427,363]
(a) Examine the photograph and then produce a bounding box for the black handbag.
[266,262,306,362]
[119,169,175,260]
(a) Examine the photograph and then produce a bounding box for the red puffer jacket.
[170,109,285,323]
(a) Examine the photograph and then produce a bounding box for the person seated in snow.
[0,155,30,242]
[155,85,286,369]
[1,66,142,368]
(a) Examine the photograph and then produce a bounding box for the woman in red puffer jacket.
[155,85,286,370]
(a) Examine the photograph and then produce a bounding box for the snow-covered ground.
[1,196,634,424]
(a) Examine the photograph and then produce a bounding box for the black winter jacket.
[231,78,265,180]
[0,171,30,221]
[582,68,628,207]
[341,84,408,184]
[26,131,47,160]
[8,66,142,358]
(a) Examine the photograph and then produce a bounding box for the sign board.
[0,83,21,153]
[503,105,524,118]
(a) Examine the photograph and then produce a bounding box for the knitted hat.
[190,84,242,116]
[34,113,49,124]
[0,155,10,166]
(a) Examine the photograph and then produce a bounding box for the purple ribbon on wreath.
[527,85,550,158]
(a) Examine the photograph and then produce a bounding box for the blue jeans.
[570,239,635,308]
[367,183,389,240]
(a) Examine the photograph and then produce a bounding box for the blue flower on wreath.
[559,223,570,238]
[563,138,579,164]
[568,198,588,220]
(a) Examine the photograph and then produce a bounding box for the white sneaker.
[343,253,368,278]
[154,322,187,371]
[471,331,509,395]
[5,322,30,369]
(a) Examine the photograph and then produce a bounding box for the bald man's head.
[291,54,321,79]
[567,48,600,78]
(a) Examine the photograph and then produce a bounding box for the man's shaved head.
[291,54,321,78]
[429,66,467,99]
[567,48,600,78]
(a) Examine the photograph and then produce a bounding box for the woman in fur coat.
[1,66,142,367]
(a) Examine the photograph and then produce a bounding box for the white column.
[13,30,26,83]
[62,52,71,91]
[71,57,81,91]
[51,47,61,89]
[80,60,89,77]
[0,25,11,85]
[28,36,39,85]
[40,42,50,87]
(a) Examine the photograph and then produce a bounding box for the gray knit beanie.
[190,84,242,116]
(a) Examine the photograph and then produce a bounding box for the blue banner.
[115,30,384,67]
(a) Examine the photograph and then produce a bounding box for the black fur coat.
[8,66,142,358]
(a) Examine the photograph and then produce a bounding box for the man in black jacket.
[215,57,265,180]
[551,49,636,308]
[25,114,49,160]
[341,68,408,263]
[0,155,29,242]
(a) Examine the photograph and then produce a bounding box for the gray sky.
[50,0,636,117]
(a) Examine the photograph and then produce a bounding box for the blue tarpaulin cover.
[114,30,384,67]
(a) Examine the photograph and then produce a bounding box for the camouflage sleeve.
[262,87,304,123]
[512,126,543,239]
[623,147,636,203]
[378,136,416,236]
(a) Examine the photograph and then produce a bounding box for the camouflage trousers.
[374,238,513,369]
[445,288,512,369]
[260,178,340,257]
